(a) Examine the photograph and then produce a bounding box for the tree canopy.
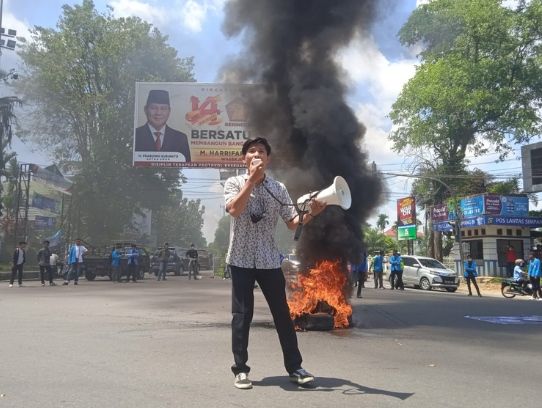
[16,0,200,243]
[390,0,542,169]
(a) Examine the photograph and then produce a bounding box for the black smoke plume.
[221,0,384,266]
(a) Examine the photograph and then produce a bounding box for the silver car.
[401,255,459,292]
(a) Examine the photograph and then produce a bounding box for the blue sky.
[1,0,533,240]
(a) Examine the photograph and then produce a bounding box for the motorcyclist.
[513,258,529,292]
[186,243,199,280]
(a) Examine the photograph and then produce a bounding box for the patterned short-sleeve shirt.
[225,174,297,269]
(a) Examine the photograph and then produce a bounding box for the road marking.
[464,315,542,325]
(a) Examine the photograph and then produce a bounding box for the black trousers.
[230,266,302,376]
[10,264,24,285]
[391,271,404,289]
[40,265,53,284]
[530,276,542,298]
[466,275,481,296]
[126,264,138,281]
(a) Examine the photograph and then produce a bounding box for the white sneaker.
[9,284,13,287]
[234,372,252,389]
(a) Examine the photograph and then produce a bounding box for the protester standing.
[111,245,122,282]
[371,250,385,289]
[50,252,59,278]
[464,255,482,297]
[527,252,542,300]
[389,251,404,290]
[63,238,87,285]
[9,241,26,287]
[354,251,368,298]
[37,240,55,286]
[157,243,170,281]
[224,137,326,389]
[126,244,140,282]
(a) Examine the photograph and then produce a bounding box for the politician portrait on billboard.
[133,82,252,168]
[134,89,191,161]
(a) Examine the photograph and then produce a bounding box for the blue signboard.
[433,216,542,231]
[460,195,484,218]
[484,195,528,217]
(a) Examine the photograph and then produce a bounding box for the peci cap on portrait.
[146,90,170,106]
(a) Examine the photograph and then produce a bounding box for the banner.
[397,197,416,227]
[431,204,449,222]
[484,195,528,217]
[398,225,417,241]
[133,82,254,168]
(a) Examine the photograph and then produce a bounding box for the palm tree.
[376,213,389,232]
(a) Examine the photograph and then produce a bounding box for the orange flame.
[288,260,352,328]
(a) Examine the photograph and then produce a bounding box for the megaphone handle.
[294,224,303,241]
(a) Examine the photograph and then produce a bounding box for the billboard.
[397,197,416,241]
[133,82,253,168]
[431,204,449,223]
[397,197,416,227]
[398,225,417,241]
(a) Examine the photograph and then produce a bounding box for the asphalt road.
[0,273,541,408]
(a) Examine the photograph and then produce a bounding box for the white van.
[400,255,459,292]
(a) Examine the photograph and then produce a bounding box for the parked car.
[392,255,459,292]
[150,247,184,276]
[83,243,150,281]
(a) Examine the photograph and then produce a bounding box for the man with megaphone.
[224,137,326,390]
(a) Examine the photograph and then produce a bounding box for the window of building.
[496,239,524,267]
[467,230,472,236]
[466,240,483,260]
[506,229,513,236]
[481,229,486,235]
[516,230,522,236]
[474,229,479,236]
[497,229,503,235]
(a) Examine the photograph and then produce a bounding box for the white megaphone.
[296,176,352,212]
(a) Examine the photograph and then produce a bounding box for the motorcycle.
[501,278,533,298]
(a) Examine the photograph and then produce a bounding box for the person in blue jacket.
[527,252,542,300]
[389,251,404,290]
[463,254,481,297]
[371,250,385,289]
[111,245,122,282]
[125,244,140,282]
[354,251,368,298]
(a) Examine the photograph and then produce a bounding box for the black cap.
[146,90,170,106]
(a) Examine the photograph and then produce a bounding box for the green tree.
[209,215,231,256]
[390,0,542,170]
[155,197,206,248]
[364,227,397,255]
[16,0,196,243]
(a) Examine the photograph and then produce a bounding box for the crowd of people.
[7,239,203,287]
